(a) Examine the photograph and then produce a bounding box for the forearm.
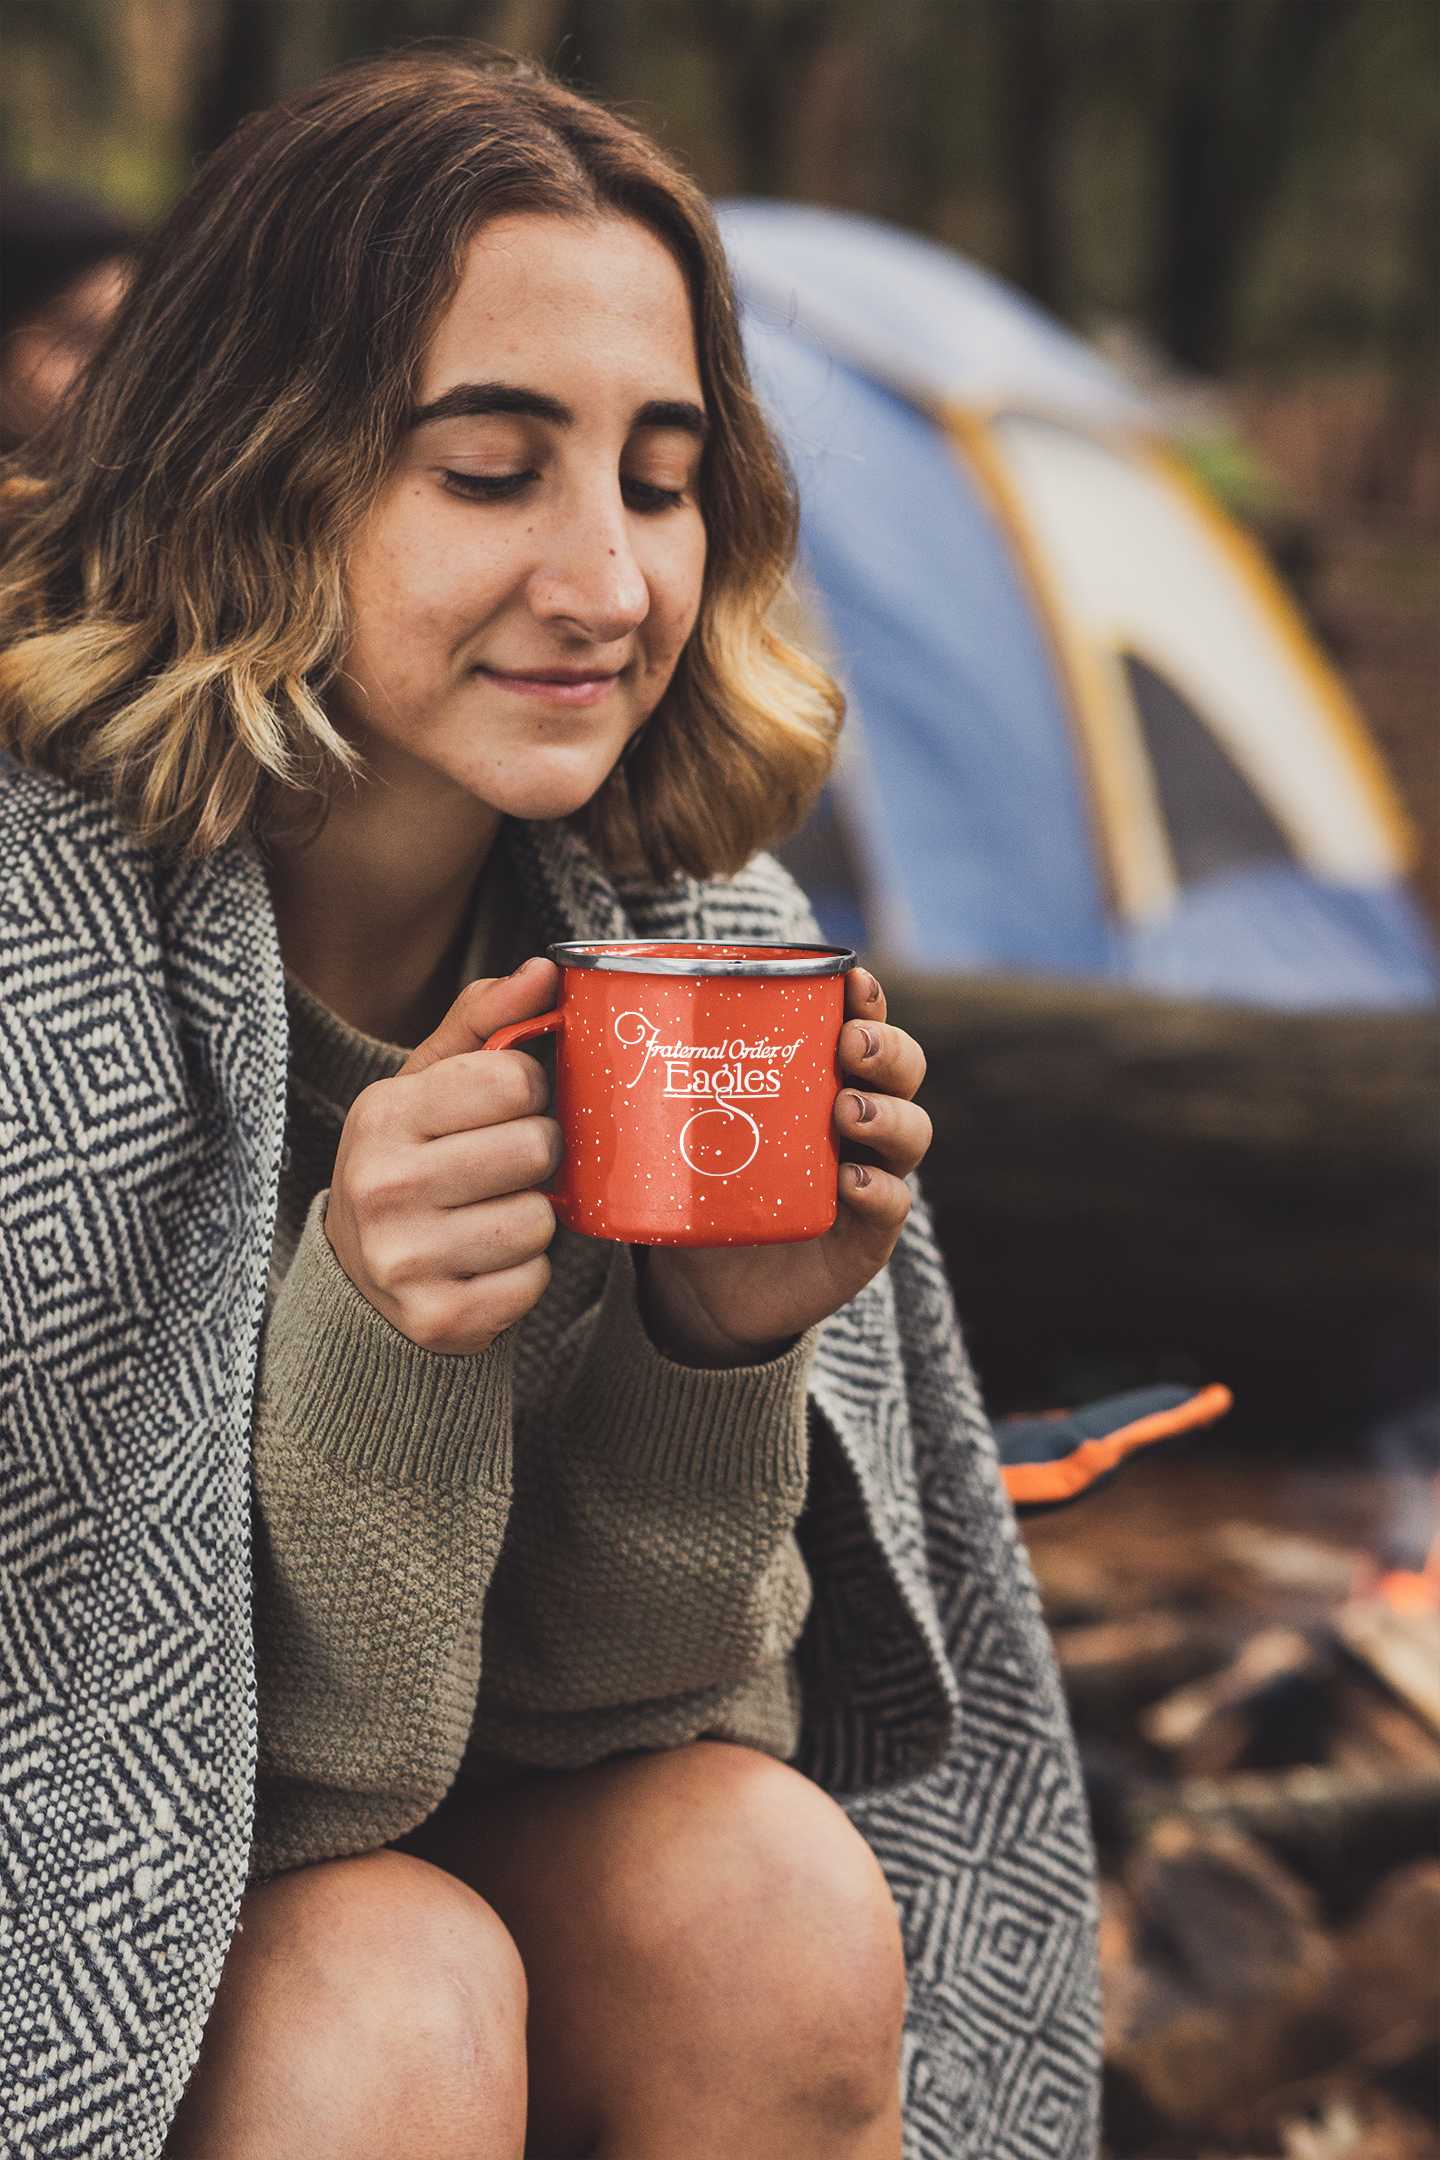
[469,1246,816,1779]
[251,1193,514,1877]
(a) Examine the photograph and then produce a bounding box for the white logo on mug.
[613,1010,798,1178]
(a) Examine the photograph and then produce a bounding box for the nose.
[528,479,650,645]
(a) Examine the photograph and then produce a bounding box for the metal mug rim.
[547,939,857,979]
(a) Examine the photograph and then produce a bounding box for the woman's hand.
[637,969,931,1368]
[324,959,563,1355]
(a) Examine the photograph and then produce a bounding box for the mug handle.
[484,1008,563,1054]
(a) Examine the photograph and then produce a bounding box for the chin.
[461,748,626,825]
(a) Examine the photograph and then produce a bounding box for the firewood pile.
[1020,1447,1440,2159]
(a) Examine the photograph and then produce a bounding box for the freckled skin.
[331,215,708,827]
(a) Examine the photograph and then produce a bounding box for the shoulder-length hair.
[0,51,840,880]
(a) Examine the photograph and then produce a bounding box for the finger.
[837,1018,926,1101]
[360,1046,551,1146]
[344,1114,561,1220]
[835,1091,931,1180]
[399,957,558,1077]
[844,967,887,1026]
[362,1188,557,1295]
[386,1254,554,1358]
[810,1162,914,1302]
[405,1116,563,1210]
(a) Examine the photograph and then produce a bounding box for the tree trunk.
[193,0,286,158]
[992,0,1062,310]
[1153,0,1356,371]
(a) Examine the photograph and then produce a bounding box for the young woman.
[0,52,1099,2160]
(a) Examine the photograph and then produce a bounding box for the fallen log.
[1328,1674,1440,1776]
[1139,1626,1330,1776]
[883,971,1439,1429]
[1051,1609,1234,1720]
[1100,1820,1340,2139]
[1332,1600,1440,1734]
[1127,1763,1440,1883]
[1336,1859,1440,2054]
[1209,1523,1364,1607]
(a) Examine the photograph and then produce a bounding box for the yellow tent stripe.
[1142,441,1417,875]
[942,404,1176,923]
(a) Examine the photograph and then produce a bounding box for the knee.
[611,1745,907,2127]
[203,1849,526,2145]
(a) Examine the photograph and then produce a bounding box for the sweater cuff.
[261,1191,512,1487]
[562,1248,816,1493]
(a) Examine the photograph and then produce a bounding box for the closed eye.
[441,470,687,512]
[442,470,535,502]
[622,478,686,513]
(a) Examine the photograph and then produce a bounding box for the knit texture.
[0,774,1101,2159]
[251,1195,515,1877]
[467,1239,815,1782]
[252,974,818,1867]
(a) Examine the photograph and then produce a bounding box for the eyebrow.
[410,383,707,437]
[632,399,708,438]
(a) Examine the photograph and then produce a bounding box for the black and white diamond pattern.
[1,769,286,2159]
[1,783,1097,2156]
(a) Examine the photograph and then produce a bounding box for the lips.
[477,664,622,707]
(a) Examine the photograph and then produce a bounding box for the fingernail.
[859,970,880,1004]
[847,1090,876,1124]
[848,1163,871,1190]
[856,1025,877,1058]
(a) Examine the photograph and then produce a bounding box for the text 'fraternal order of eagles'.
[617,1010,805,1096]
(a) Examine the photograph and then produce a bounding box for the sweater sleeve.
[250,1192,514,1879]
[464,1246,817,1782]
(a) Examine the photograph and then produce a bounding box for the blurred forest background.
[2,0,1436,919]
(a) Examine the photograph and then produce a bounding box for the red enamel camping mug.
[484,941,857,1247]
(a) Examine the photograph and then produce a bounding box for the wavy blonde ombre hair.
[0,51,840,879]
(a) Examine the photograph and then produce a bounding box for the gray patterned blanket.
[0,762,1099,2157]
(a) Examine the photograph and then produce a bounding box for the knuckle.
[348,1077,399,1139]
[473,1049,546,1122]
[521,1191,557,1248]
[522,1119,558,1184]
[491,1255,552,1331]
[521,1051,552,1109]
[359,1227,418,1295]
[408,1302,468,1356]
[346,1163,410,1227]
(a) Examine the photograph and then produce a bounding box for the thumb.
[398,956,559,1077]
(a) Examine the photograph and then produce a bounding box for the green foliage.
[1175,432,1279,524]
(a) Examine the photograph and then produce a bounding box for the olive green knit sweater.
[248,972,817,1880]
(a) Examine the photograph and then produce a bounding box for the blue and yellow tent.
[720,202,1438,1011]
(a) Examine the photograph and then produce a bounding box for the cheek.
[347,520,487,669]
[644,523,708,656]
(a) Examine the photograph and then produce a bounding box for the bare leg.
[402,1742,907,2160]
[164,1849,527,2160]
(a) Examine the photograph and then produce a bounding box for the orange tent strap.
[1002,1383,1233,1506]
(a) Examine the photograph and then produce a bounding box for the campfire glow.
[1372,1516,1440,1617]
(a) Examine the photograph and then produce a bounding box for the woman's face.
[333,212,708,824]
